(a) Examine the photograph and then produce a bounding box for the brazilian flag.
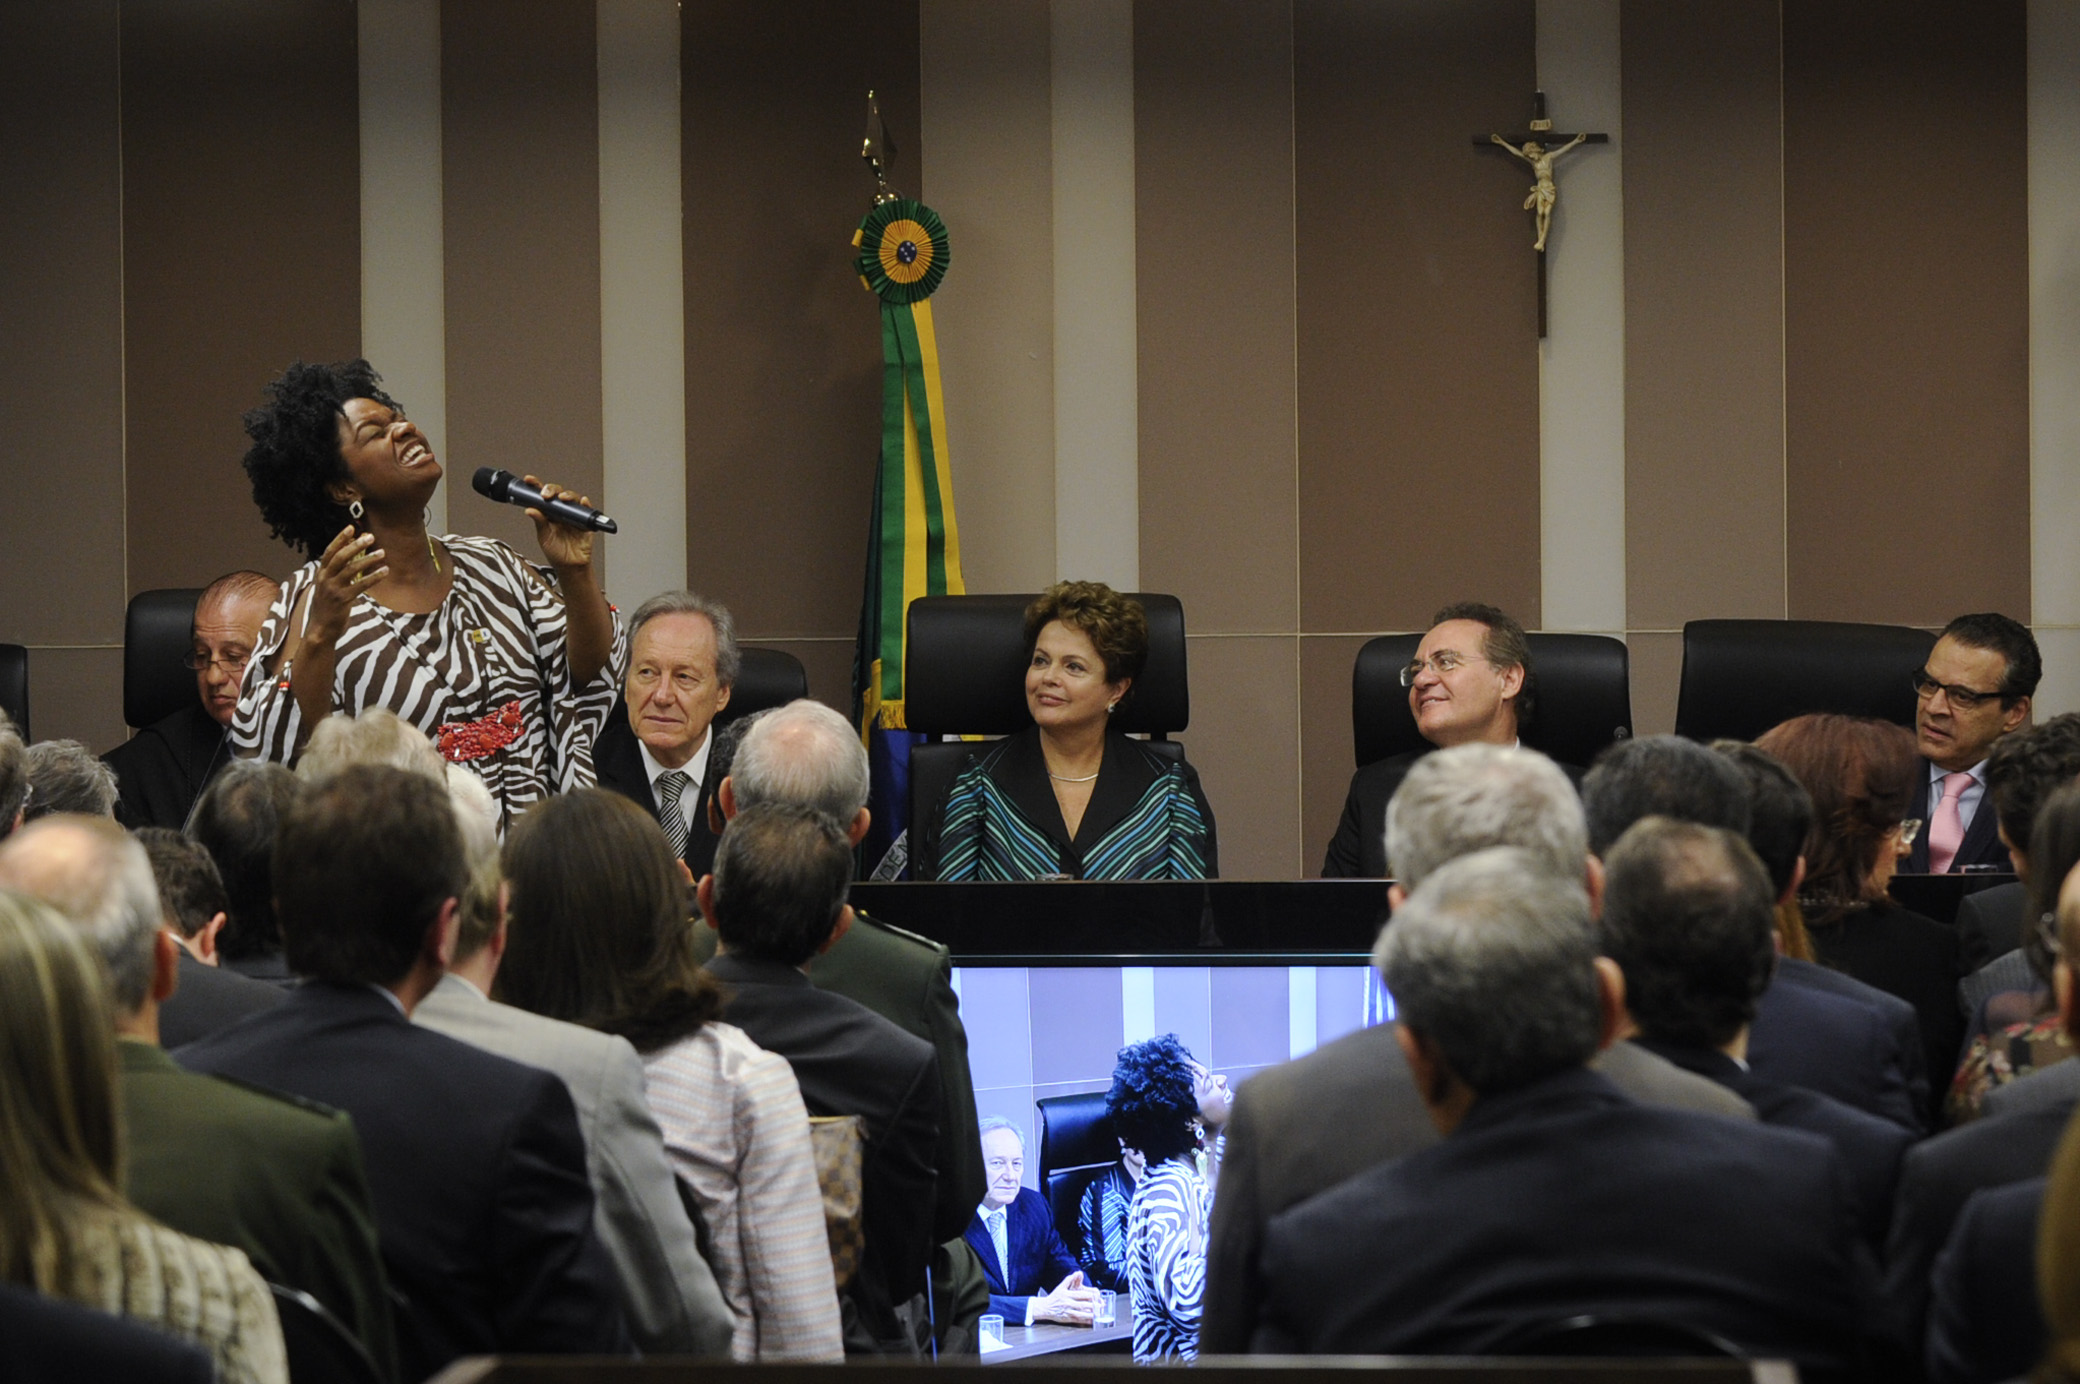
[851,198,963,875]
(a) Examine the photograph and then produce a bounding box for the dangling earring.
[1107,702,1118,715]
[348,499,364,521]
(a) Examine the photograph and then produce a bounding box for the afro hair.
[242,359,403,561]
[1104,1033,1201,1164]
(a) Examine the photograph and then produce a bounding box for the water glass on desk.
[1096,1291,1117,1327]
[980,1314,1005,1351]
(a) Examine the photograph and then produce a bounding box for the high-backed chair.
[1351,632,1632,771]
[717,647,810,729]
[0,644,27,738]
[1035,1091,1117,1258]
[124,589,206,731]
[1673,619,1935,744]
[902,593,1192,869]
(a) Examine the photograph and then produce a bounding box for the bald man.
[106,572,276,829]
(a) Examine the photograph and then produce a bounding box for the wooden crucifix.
[1473,91,1608,337]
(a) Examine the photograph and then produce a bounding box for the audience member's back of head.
[1709,742,1813,899]
[1582,735,1751,856]
[0,715,26,840]
[707,802,854,967]
[1598,818,1777,1050]
[2021,782,2080,987]
[136,828,228,942]
[1373,846,1600,1098]
[296,708,449,786]
[2038,1036,2080,1383]
[0,817,161,1017]
[729,699,870,821]
[0,888,125,1293]
[1754,714,1915,921]
[498,788,718,1051]
[188,761,304,963]
[1385,744,1585,888]
[1984,712,2080,875]
[274,765,464,987]
[21,742,116,821]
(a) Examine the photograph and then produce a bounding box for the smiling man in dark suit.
[1909,613,2040,876]
[177,765,630,1382]
[594,591,737,876]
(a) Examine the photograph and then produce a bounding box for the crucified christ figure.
[1490,132,1589,252]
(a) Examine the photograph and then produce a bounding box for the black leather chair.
[1351,632,1632,771]
[718,647,810,729]
[124,589,206,731]
[266,1282,383,1384]
[0,644,27,738]
[1673,619,1935,744]
[1488,1314,1741,1360]
[902,593,1192,869]
[1035,1091,1118,1258]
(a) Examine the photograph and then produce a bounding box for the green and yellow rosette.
[852,198,950,304]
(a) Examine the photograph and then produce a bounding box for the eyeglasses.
[1894,818,1923,850]
[1911,669,2005,711]
[1399,651,1480,688]
[182,651,251,673]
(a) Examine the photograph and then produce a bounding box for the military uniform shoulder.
[193,1069,352,1127]
[853,910,948,957]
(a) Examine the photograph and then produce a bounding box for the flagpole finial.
[862,90,901,204]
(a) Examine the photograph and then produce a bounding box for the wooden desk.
[981,1317,1134,1362]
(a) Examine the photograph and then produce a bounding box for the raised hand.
[523,474,597,571]
[307,525,386,645]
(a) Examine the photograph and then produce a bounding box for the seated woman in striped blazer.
[916,582,1217,881]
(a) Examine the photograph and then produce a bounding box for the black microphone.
[472,467,619,534]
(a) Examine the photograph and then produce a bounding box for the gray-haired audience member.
[296,708,449,785]
[0,814,395,1373]
[23,740,118,820]
[133,826,286,1049]
[1601,818,1912,1250]
[1252,846,1877,1373]
[963,1116,1097,1327]
[1586,735,1921,1134]
[725,700,870,826]
[187,760,303,982]
[1201,743,1751,1356]
[0,712,30,838]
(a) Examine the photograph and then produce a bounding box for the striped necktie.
[656,769,692,861]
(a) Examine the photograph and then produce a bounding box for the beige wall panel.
[682,1,920,640]
[28,649,127,754]
[1621,0,1785,627]
[1175,636,1301,879]
[748,640,858,716]
[918,0,1057,596]
[442,0,605,575]
[1298,634,1368,877]
[1625,630,1682,739]
[1294,0,1539,634]
[1135,0,1299,635]
[122,0,360,592]
[0,0,124,645]
[1783,1,2030,625]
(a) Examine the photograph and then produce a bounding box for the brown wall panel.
[1177,636,1302,879]
[1783,0,2029,625]
[683,0,921,640]
[443,0,606,572]
[1136,0,1298,635]
[122,0,360,592]
[1294,0,1539,634]
[1298,634,1366,876]
[1623,0,1786,627]
[1625,631,1683,739]
[0,0,125,650]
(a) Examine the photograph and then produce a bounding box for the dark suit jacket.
[1199,1023,1753,1356]
[121,1040,395,1382]
[159,949,287,1050]
[963,1187,1081,1322]
[1955,881,2027,975]
[593,698,723,878]
[1321,749,1584,878]
[1253,1068,1874,1377]
[1926,1177,2045,1384]
[1638,1040,1911,1251]
[704,952,942,1347]
[1808,901,1962,1116]
[1885,1087,2076,1355]
[175,982,630,1382]
[1751,967,1924,1133]
[1907,762,2010,875]
[104,701,228,830]
[0,1282,214,1384]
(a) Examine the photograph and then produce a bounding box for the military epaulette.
[855,910,947,955]
[207,1071,351,1123]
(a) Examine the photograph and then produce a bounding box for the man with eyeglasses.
[105,571,277,829]
[1323,602,1575,877]
[1906,613,2041,876]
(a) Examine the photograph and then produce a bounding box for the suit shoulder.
[1239,1023,1401,1109]
[150,1061,355,1135]
[851,911,950,962]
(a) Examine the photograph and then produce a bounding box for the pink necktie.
[1928,770,1974,874]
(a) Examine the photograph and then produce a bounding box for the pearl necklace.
[1047,770,1100,783]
